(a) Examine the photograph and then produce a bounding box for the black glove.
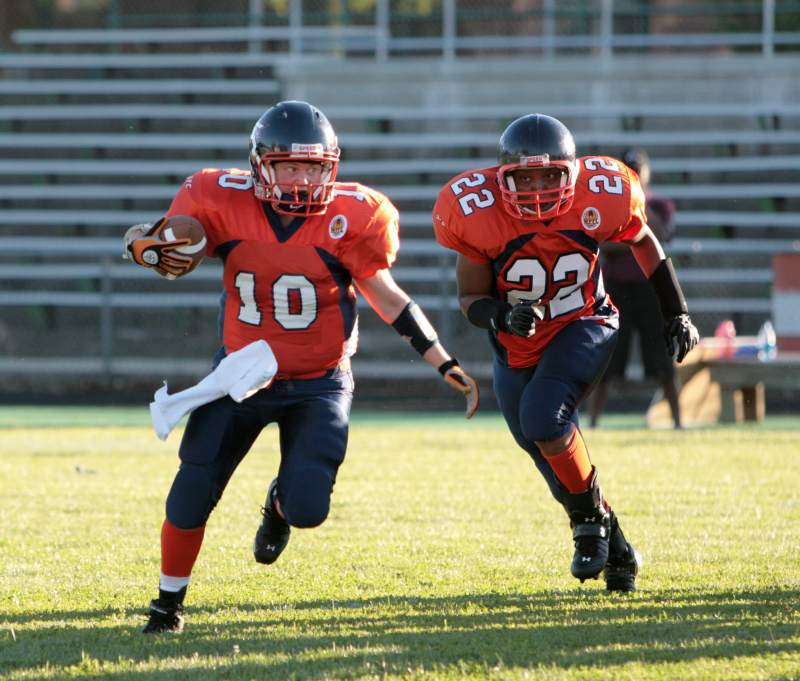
[500,302,545,338]
[665,313,699,363]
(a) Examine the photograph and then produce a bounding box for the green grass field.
[1,408,799,680]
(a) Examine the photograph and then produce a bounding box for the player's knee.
[520,398,572,443]
[280,467,333,529]
[166,463,218,528]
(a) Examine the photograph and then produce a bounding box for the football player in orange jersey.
[433,113,699,592]
[124,100,479,633]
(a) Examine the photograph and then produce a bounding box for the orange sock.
[544,429,593,493]
[161,518,205,580]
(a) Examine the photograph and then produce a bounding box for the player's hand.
[122,222,152,255]
[439,359,479,419]
[665,313,699,363]
[123,217,193,278]
[502,301,545,337]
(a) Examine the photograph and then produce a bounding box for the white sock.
[159,573,190,592]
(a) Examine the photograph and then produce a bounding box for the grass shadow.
[2,586,798,679]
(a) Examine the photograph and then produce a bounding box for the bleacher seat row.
[1,25,799,379]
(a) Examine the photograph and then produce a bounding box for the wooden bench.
[706,355,800,422]
[648,342,800,426]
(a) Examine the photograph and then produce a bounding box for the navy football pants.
[493,319,618,504]
[165,367,354,530]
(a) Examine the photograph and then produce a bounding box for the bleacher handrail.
[11,25,382,45]
[1,102,798,121]
[8,0,799,61]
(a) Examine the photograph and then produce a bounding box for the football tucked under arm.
[123,215,207,279]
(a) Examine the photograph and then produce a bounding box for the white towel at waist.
[149,340,278,441]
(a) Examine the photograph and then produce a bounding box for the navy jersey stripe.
[315,247,357,342]
[560,229,599,254]
[492,232,537,277]
[214,239,241,261]
[262,202,306,243]
[216,290,227,347]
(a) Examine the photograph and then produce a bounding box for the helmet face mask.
[249,101,341,216]
[496,114,578,221]
[498,157,577,220]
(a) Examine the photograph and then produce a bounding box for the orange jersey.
[434,156,646,368]
[167,168,399,379]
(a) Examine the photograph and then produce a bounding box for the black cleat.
[570,514,611,581]
[142,599,184,634]
[254,478,291,565]
[604,542,643,592]
[561,468,611,582]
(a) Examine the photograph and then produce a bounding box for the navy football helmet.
[249,100,340,216]
[496,113,578,220]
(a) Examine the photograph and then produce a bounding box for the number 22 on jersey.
[450,172,495,215]
[505,253,592,319]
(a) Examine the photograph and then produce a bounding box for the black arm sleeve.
[466,298,510,332]
[391,301,438,356]
[648,257,688,320]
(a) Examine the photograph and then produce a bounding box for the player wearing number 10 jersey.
[167,167,400,379]
[433,113,699,591]
[124,101,479,634]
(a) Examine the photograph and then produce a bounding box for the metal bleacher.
[1,15,799,386]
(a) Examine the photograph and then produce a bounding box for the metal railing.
[9,0,800,61]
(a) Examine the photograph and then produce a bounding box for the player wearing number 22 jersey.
[124,101,479,634]
[434,153,644,368]
[434,113,698,593]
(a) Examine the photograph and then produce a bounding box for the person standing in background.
[589,148,683,429]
